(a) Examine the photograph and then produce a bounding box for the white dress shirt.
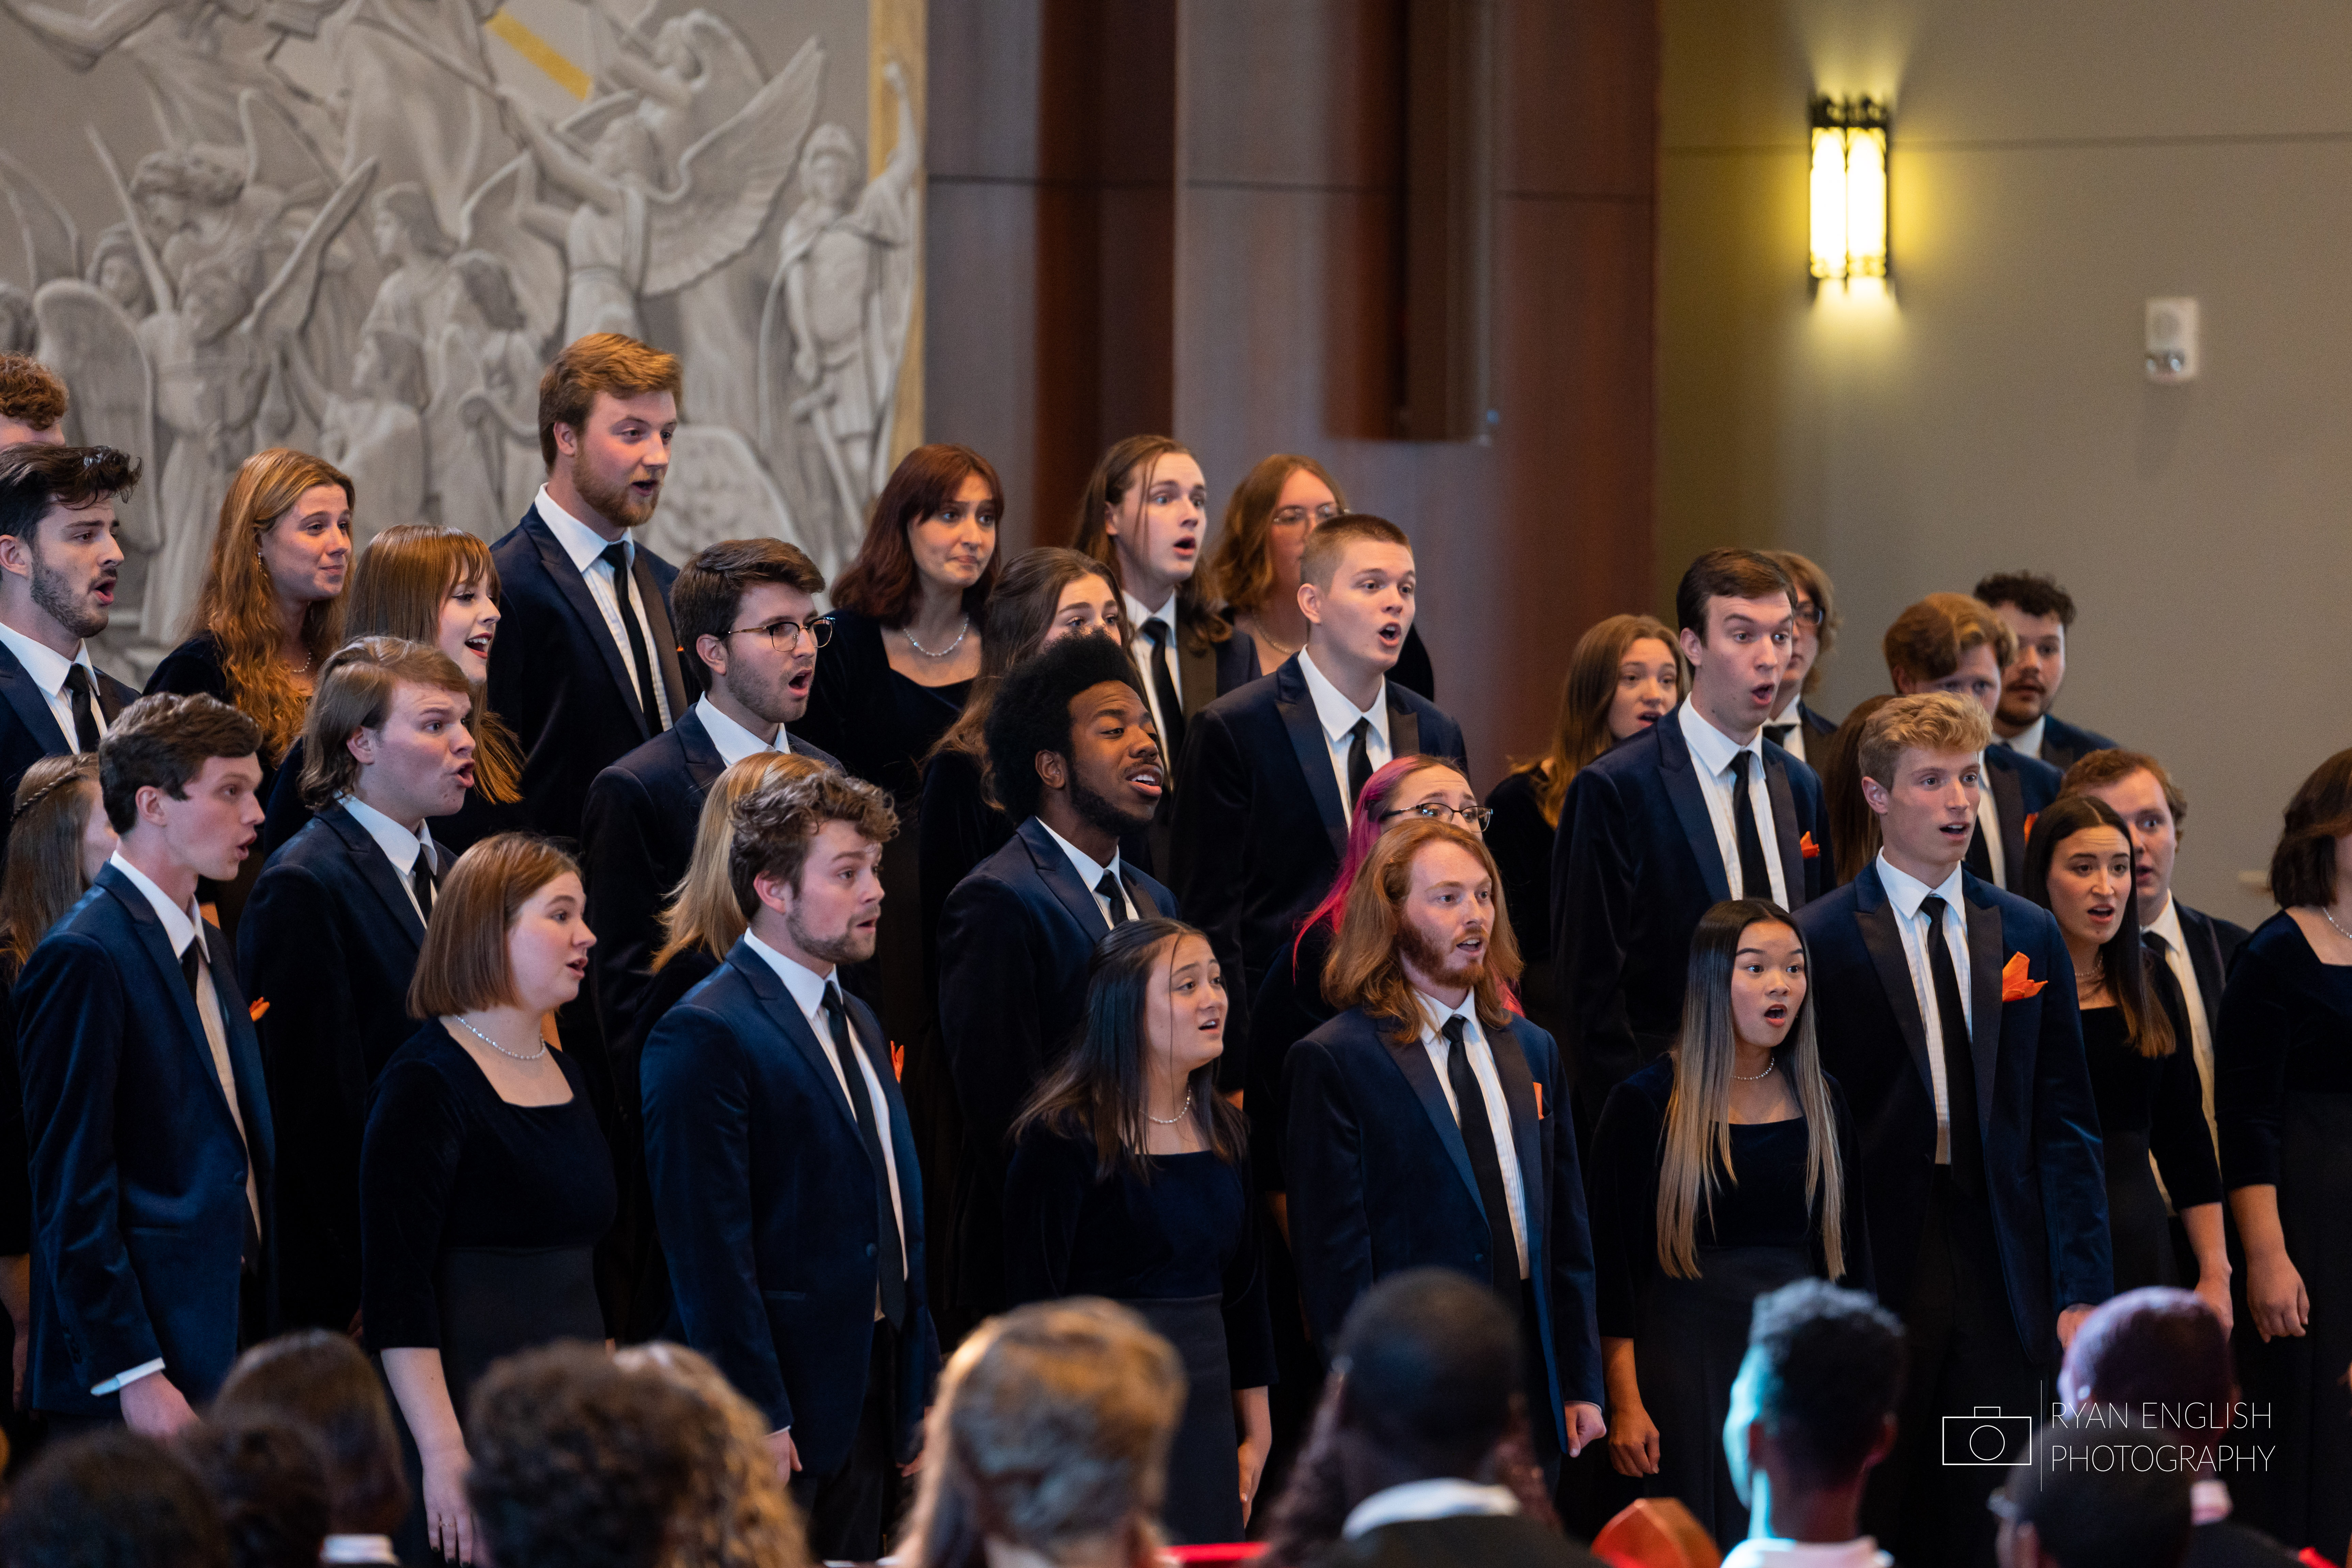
[1677,702,1790,906]
[1340,1477,1520,1541]
[1875,851,1972,1166]
[2005,715,2048,762]
[338,793,439,924]
[534,484,673,729]
[1123,587,1184,747]
[2146,895,2217,1147]
[1417,991,1529,1279]
[695,694,788,767]
[1721,1538,1894,1568]
[1771,713,1810,766]
[1037,819,1130,926]
[1298,648,1391,823]
[0,617,108,749]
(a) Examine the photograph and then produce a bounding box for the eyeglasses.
[1793,600,1826,627]
[1270,503,1345,528]
[1378,802,1493,832]
[725,616,834,652]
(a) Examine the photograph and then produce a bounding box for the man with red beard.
[1285,817,1604,1487]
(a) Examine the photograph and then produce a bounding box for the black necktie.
[61,665,99,753]
[411,849,436,922]
[1142,618,1185,763]
[180,937,202,1004]
[599,542,663,733]
[1728,750,1773,900]
[1095,870,1129,928]
[1764,722,1795,750]
[1346,717,1373,816]
[1918,895,1984,1199]
[822,983,906,1326]
[1442,1017,1519,1295]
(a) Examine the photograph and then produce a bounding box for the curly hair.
[614,1342,812,1568]
[176,1413,333,1568]
[1973,569,2077,627]
[1743,1278,1906,1485]
[0,1430,230,1568]
[0,441,139,540]
[0,351,68,434]
[653,751,829,972]
[727,767,898,920]
[982,632,1147,824]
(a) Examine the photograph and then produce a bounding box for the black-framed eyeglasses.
[725,616,833,652]
[1378,801,1493,832]
[1271,503,1345,528]
[1793,600,1826,627]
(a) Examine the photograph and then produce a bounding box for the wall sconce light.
[1809,95,1890,288]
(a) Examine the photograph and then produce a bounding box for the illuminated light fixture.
[1809,95,1890,287]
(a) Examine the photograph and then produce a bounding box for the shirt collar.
[1340,1478,1519,1541]
[2146,894,2186,952]
[0,617,93,704]
[1875,848,1966,920]
[1036,817,1119,892]
[695,695,783,767]
[1678,698,1763,780]
[1298,647,1387,747]
[338,792,432,875]
[742,930,834,1021]
[1414,988,1479,1043]
[107,850,199,957]
[1719,1538,1893,1568]
[2006,714,2048,760]
[1122,587,1176,632]
[534,483,626,574]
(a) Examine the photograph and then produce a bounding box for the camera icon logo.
[1942,1406,2033,1466]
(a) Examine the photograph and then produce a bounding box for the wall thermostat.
[2146,297,2199,383]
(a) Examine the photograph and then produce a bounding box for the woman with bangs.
[1586,897,1870,1541]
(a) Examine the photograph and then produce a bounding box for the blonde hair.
[1511,613,1685,827]
[193,448,352,762]
[651,752,828,972]
[613,1343,810,1568]
[1323,818,1523,1044]
[1857,692,1992,788]
[345,524,522,803]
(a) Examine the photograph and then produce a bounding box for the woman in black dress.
[2022,795,2227,1311]
[1588,898,1869,1542]
[1003,917,1273,1544]
[2218,749,2352,1552]
[1485,613,1682,1039]
[362,833,614,1565]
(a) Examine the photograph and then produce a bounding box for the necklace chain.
[2324,905,2352,944]
[1732,1056,1777,1082]
[1147,1089,1194,1126]
[451,1014,548,1062]
[904,616,970,659]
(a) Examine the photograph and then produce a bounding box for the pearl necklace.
[1147,1089,1194,1126]
[904,616,970,659]
[1732,1056,1777,1082]
[451,1014,548,1062]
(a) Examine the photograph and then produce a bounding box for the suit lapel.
[1486,1020,1545,1243]
[1853,868,1936,1098]
[675,710,726,793]
[1386,686,1423,763]
[1988,757,2027,889]
[1964,878,2005,1136]
[1763,748,1805,908]
[629,547,690,722]
[95,668,129,726]
[0,643,68,755]
[1275,660,1348,860]
[1118,864,1167,921]
[203,922,271,1175]
[525,510,648,741]
[726,945,860,1137]
[2181,908,2226,1033]
[1382,1029,1488,1226]
[1658,712,1732,903]
[321,806,426,949]
[1179,639,1216,722]
[105,875,241,1134]
[1018,818,1111,940]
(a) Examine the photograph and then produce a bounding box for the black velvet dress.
[1482,768,1559,1040]
[1004,1125,1275,1545]
[2079,990,2220,1294]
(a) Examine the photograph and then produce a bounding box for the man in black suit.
[1550,547,1831,1137]
[1884,592,2063,894]
[641,767,937,1560]
[18,694,272,1436]
[237,639,476,1335]
[485,332,692,847]
[1763,548,1842,766]
[1312,1270,1605,1568]
[1172,514,1465,1048]
[0,443,140,858]
[1287,818,1603,1481]
[1793,693,2110,1568]
[937,633,1174,1319]
[1976,570,2118,770]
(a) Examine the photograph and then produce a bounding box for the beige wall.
[1660,0,2352,923]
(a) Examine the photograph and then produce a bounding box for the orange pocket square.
[1534,1082,1546,1120]
[2000,952,2047,1003]
[1799,831,1821,860]
[2021,812,2038,844]
[248,998,270,1023]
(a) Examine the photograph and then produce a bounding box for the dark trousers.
[789,1322,902,1562]
[1518,1277,1564,1492]
[1865,1170,2047,1568]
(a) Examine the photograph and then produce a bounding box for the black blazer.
[1283,1006,1603,1444]
[580,707,838,1097]
[18,865,275,1414]
[2030,713,2119,773]
[1977,743,2064,894]
[1548,708,1830,1132]
[639,940,938,1473]
[0,640,132,861]
[235,804,440,1334]
[2174,901,2252,1048]
[1170,655,1466,1045]
[485,507,689,845]
[1794,863,2111,1362]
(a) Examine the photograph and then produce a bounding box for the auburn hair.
[406,834,580,1017]
[0,352,67,431]
[343,525,522,804]
[831,444,1003,626]
[192,448,352,763]
[651,752,829,973]
[1509,613,1685,828]
[1069,435,1227,653]
[1205,453,1347,615]
[537,333,683,468]
[1323,817,1522,1045]
[1881,592,2016,686]
[2059,748,2189,829]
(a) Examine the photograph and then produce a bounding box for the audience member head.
[673,537,828,734]
[929,546,1123,770]
[1856,693,1992,885]
[654,751,829,973]
[2022,794,2173,1059]
[1325,816,1521,1040]
[1208,452,1346,616]
[983,632,1160,853]
[1519,612,1684,828]
[1763,550,1838,710]
[613,1341,813,1568]
[465,1340,710,1568]
[1663,901,1847,1279]
[1329,1269,1523,1503]
[214,1329,410,1539]
[176,1413,333,1568]
[1298,514,1415,691]
[902,1298,1184,1568]
[1297,754,1480,948]
[1016,916,1246,1178]
[296,636,475,823]
[1723,1280,1904,1542]
[0,752,111,975]
[1675,548,1796,743]
[1974,570,2077,739]
[832,443,1002,626]
[1823,695,1892,886]
[1072,434,1208,617]
[728,767,897,976]
[2060,749,2192,926]
[2265,747,2352,916]
[408,833,592,1021]
[99,693,264,894]
[1881,592,2014,721]
[537,332,682,533]
[0,440,134,650]
[196,447,353,761]
[2057,1288,2235,1469]
[343,523,521,804]
[0,1429,231,1568]
[0,352,67,445]
[1992,1414,2192,1568]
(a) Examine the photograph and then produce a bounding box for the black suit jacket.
[2174,901,2252,1047]
[1170,656,1466,1046]
[0,641,132,861]
[235,805,439,1333]
[486,507,689,846]
[1283,1006,1603,1444]
[19,866,274,1414]
[1315,1515,1605,1568]
[1548,707,1830,1129]
[1977,744,2063,893]
[2029,713,2119,773]
[1794,863,2111,1362]
[640,941,938,1472]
